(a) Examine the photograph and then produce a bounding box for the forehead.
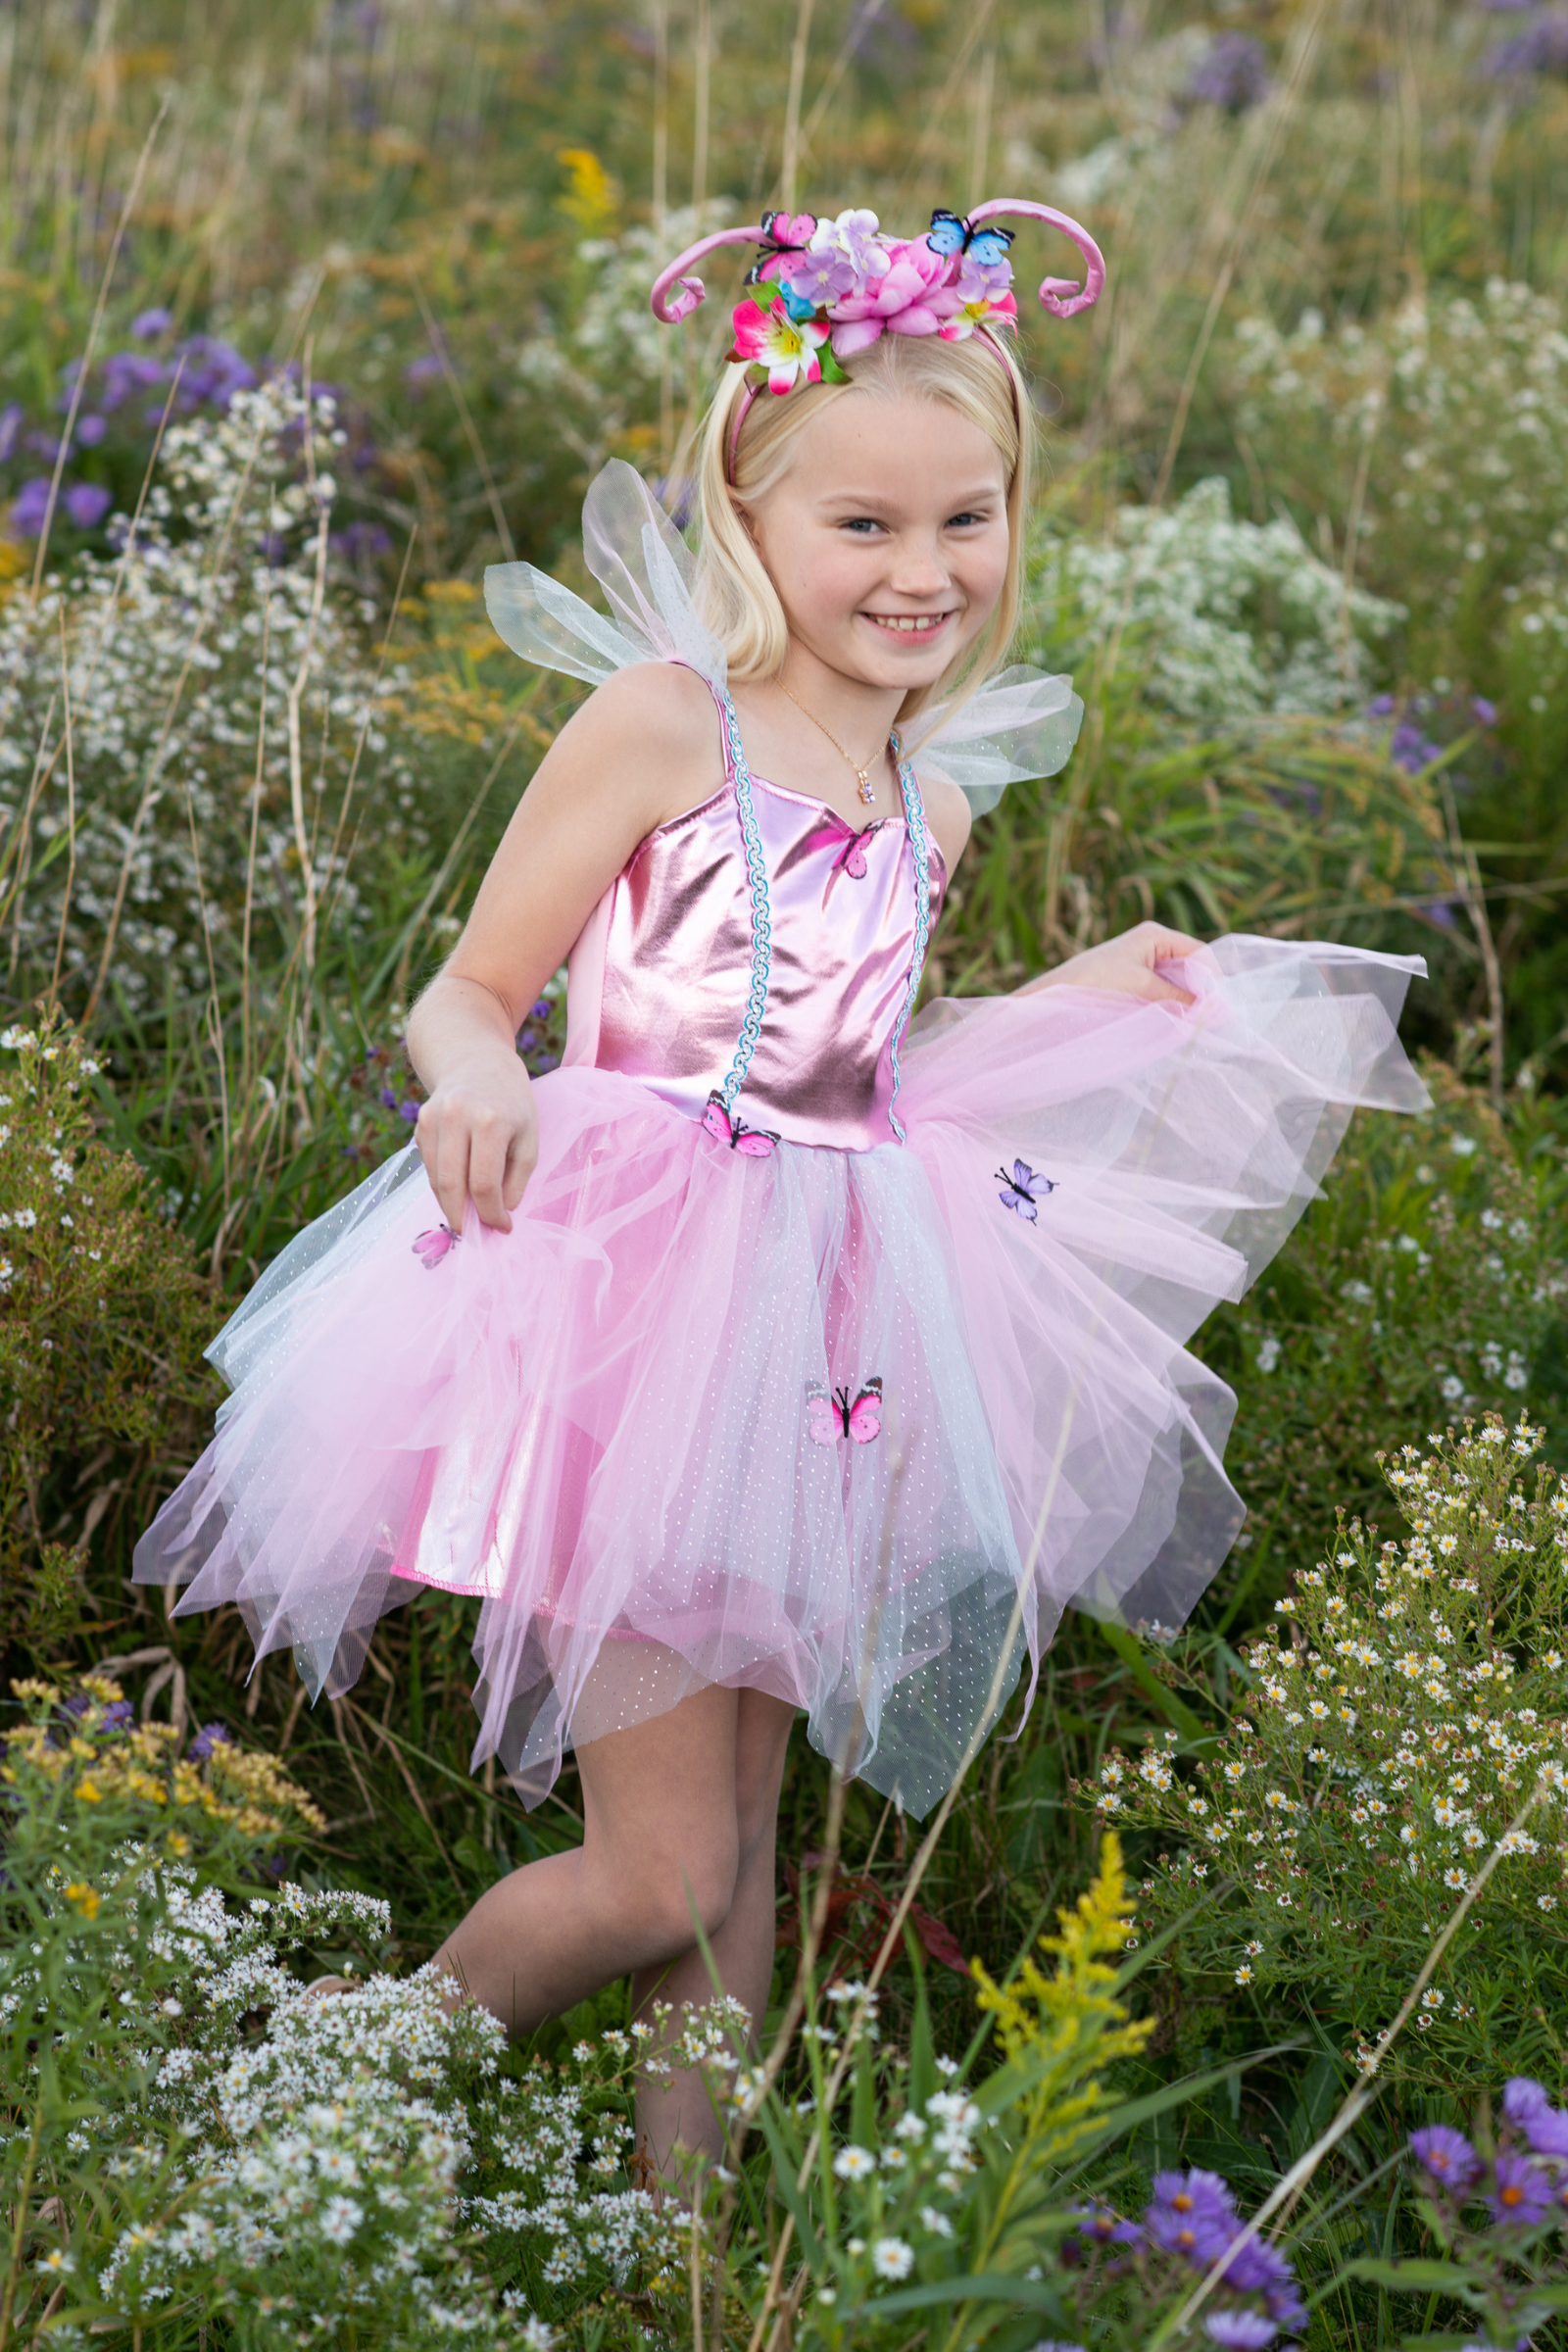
[782,388,1005,504]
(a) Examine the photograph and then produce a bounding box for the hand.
[1027,919,1205,1004]
[414,1049,538,1234]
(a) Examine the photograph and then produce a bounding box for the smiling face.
[736,389,1012,698]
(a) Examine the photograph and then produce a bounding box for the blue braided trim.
[886,729,931,1145]
[714,689,772,1115]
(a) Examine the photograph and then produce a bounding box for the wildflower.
[832,2145,876,2180]
[1488,2153,1552,2228]
[1540,1893,1559,1911]
[1234,1964,1255,1985]
[1146,2170,1236,2262]
[1419,1988,1444,2011]
[1076,2205,1141,2246]
[1444,1869,1468,1888]
[918,2206,955,2239]
[1202,2316,1277,2350]
[1409,2125,1480,2191]
[870,2237,914,2280]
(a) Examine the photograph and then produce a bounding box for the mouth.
[861,611,955,639]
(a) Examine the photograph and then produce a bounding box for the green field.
[3,2,1568,2344]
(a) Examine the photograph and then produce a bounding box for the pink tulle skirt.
[134,937,1426,1814]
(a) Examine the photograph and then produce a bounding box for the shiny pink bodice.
[564,726,946,1153]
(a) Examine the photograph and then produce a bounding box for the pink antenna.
[966,199,1105,319]
[650,225,772,324]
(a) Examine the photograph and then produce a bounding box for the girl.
[136,199,1426,2168]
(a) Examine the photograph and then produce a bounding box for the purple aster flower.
[1522,2105,1568,2159]
[131,306,173,338]
[1410,2125,1481,2192]
[531,999,553,1020]
[1504,2078,1552,2125]
[333,520,392,566]
[1471,696,1497,725]
[1366,692,1396,716]
[1217,2233,1304,2328]
[63,482,111,531]
[98,1701,134,1736]
[25,428,67,464]
[1487,2152,1552,2229]
[101,350,168,412]
[1187,31,1271,111]
[187,1721,232,1763]
[0,401,22,461]
[378,1086,399,1110]
[11,477,53,536]
[516,1030,537,1054]
[74,413,108,447]
[1146,2170,1238,2263]
[1485,11,1568,76]
[1075,2203,1143,2246]
[1204,2314,1278,2350]
[404,352,445,390]
[1422,902,1458,929]
[398,1100,420,1122]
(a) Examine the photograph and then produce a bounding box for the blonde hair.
[693,330,1034,729]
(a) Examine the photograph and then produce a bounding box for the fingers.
[415,1090,536,1234]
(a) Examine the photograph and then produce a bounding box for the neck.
[776,644,906,757]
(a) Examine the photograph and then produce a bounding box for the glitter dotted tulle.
[134,936,1426,1816]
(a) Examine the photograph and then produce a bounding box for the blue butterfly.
[995,1159,1056,1222]
[927,210,1015,268]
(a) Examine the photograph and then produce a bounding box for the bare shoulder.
[549,662,721,814]
[916,769,973,877]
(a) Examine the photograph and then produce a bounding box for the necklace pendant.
[857,769,876,808]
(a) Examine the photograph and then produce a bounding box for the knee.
[619,1833,740,1956]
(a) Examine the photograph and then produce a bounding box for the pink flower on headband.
[828,237,953,356]
[937,255,1020,340]
[729,296,831,394]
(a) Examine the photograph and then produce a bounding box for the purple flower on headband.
[1410,2124,1481,2191]
[1488,2152,1553,2229]
[938,253,1020,341]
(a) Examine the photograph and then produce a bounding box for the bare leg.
[433,1685,796,2155]
[630,1688,796,2169]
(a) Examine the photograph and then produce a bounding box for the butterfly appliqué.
[746,211,818,285]
[926,209,1015,268]
[995,1160,1056,1222]
[807,1377,884,1446]
[702,1090,781,1157]
[414,1224,460,1267]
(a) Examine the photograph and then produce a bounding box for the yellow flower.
[64,1882,101,1919]
[76,1777,103,1803]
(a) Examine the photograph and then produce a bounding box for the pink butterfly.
[413,1224,459,1267]
[702,1091,780,1157]
[807,1378,884,1446]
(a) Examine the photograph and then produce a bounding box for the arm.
[406,662,723,1233]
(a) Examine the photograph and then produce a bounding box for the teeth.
[872,614,945,632]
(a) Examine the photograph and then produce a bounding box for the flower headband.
[649,199,1104,472]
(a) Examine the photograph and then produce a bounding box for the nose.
[886,529,951,601]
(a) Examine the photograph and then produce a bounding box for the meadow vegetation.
[2,0,1568,2343]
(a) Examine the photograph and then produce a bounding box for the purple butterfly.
[702,1090,780,1157]
[995,1160,1056,1222]
[413,1223,460,1267]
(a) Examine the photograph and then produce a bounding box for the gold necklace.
[777,679,887,808]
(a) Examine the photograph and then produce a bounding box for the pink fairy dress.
[134,465,1429,1814]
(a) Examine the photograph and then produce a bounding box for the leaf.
[909,1900,970,1977]
[1339,2258,1480,2293]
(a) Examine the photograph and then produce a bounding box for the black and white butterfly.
[995,1159,1056,1222]
[927,210,1015,268]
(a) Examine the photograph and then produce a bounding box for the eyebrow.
[814,485,1004,511]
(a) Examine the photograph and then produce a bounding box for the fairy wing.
[484,459,727,691]
[807,1392,842,1446]
[908,663,1085,815]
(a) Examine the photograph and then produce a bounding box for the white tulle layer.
[134,936,1426,1815]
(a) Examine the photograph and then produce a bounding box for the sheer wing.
[483,460,726,690]
[908,663,1085,815]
